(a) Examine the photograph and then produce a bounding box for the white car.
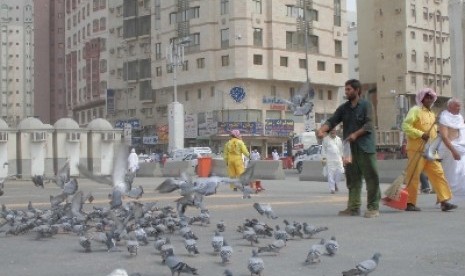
[294,145,322,173]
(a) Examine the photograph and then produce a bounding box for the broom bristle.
[384,173,405,200]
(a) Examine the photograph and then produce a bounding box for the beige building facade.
[358,0,451,131]
[0,0,34,127]
[148,0,348,152]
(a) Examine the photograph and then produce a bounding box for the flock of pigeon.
[0,143,381,276]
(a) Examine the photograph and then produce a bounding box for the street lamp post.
[166,38,190,152]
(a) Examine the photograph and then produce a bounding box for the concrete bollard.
[161,161,194,177]
[249,160,285,180]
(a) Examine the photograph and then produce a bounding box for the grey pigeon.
[154,236,168,252]
[223,270,233,276]
[220,240,233,264]
[342,253,381,276]
[257,239,286,255]
[243,228,259,246]
[63,178,78,196]
[160,237,174,263]
[110,189,123,209]
[54,160,70,188]
[283,219,303,239]
[127,239,139,255]
[184,238,199,255]
[247,249,264,276]
[302,223,328,238]
[79,234,92,252]
[305,241,324,264]
[32,175,46,188]
[324,236,339,256]
[211,230,224,253]
[50,192,67,207]
[165,251,199,276]
[253,203,278,219]
[0,178,5,196]
[127,185,144,199]
[274,225,289,241]
[216,220,226,232]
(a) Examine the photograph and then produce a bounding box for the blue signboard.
[265,119,294,136]
[115,119,141,129]
[217,122,263,136]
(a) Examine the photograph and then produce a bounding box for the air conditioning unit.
[66,132,80,142]
[138,0,144,6]
[31,132,46,142]
[0,132,8,142]
[395,8,401,14]
[396,53,403,58]
[109,28,114,33]
[110,69,115,75]
[397,76,403,81]
[109,48,115,54]
[102,132,116,141]
[109,7,114,13]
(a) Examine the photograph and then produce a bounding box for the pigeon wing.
[77,164,113,185]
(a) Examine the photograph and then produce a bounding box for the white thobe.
[321,135,344,192]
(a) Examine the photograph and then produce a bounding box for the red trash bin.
[197,156,212,177]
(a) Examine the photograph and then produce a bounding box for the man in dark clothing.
[317,79,381,218]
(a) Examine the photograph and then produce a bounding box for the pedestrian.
[401,88,456,212]
[317,79,381,218]
[321,128,344,194]
[272,149,279,161]
[419,172,431,194]
[128,148,139,174]
[223,129,250,191]
[438,98,465,205]
[250,148,261,161]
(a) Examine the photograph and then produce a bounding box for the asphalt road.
[0,171,464,276]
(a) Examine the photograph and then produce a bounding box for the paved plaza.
[0,171,464,276]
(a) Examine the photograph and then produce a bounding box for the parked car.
[294,145,322,174]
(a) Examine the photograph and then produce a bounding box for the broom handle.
[403,114,439,189]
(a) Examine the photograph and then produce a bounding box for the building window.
[155,43,162,60]
[411,4,416,18]
[93,19,99,32]
[328,90,333,100]
[100,17,106,30]
[423,7,428,20]
[335,40,342,57]
[318,89,324,100]
[221,55,229,66]
[411,31,415,39]
[253,28,263,47]
[252,0,262,14]
[411,50,417,62]
[280,56,288,67]
[422,33,428,41]
[220,0,229,15]
[335,64,342,73]
[253,54,263,65]
[156,66,162,76]
[317,61,326,71]
[210,86,215,97]
[185,91,189,101]
[169,12,177,24]
[411,75,417,85]
[198,89,201,99]
[197,58,205,68]
[271,86,276,97]
[334,0,341,26]
[182,61,188,71]
[299,59,306,69]
[221,28,229,48]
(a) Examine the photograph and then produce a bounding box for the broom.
[383,119,438,200]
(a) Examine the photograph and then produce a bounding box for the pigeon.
[253,203,278,219]
[32,175,46,188]
[216,220,226,232]
[63,178,78,196]
[127,239,139,255]
[221,164,256,199]
[243,228,259,246]
[54,160,70,188]
[184,238,200,255]
[165,251,199,276]
[127,185,144,199]
[160,237,174,263]
[50,192,67,207]
[274,225,289,241]
[154,236,168,252]
[247,249,265,276]
[220,239,233,264]
[180,226,198,240]
[279,82,315,117]
[283,219,303,239]
[257,239,286,255]
[109,189,123,209]
[0,178,5,196]
[302,223,328,238]
[342,253,381,276]
[211,231,224,253]
[324,236,339,256]
[223,269,233,276]
[79,234,92,252]
[305,241,324,264]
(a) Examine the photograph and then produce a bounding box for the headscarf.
[439,110,465,129]
[131,148,136,153]
[230,129,241,139]
[415,88,437,107]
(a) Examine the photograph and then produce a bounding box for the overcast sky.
[347,0,356,11]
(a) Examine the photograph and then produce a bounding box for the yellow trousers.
[405,150,451,205]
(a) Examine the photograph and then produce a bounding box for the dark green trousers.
[344,143,381,211]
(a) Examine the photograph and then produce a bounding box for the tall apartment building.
[449,0,465,116]
[34,0,67,124]
[358,0,451,131]
[347,11,359,79]
[148,0,348,152]
[0,0,34,127]
[65,0,123,126]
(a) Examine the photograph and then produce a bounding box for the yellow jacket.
[401,106,437,151]
[223,137,249,163]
